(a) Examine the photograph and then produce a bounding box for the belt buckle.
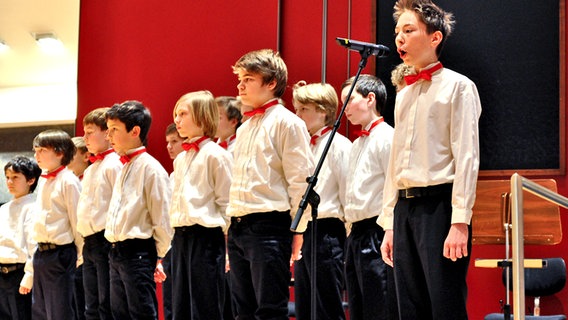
[405,189,415,199]
[1,266,8,274]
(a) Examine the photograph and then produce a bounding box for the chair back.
[502,258,566,297]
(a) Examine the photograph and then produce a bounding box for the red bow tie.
[89,149,114,163]
[41,166,65,179]
[404,62,443,86]
[310,127,331,146]
[119,148,146,164]
[242,99,279,118]
[355,118,384,137]
[182,136,208,153]
[218,134,236,150]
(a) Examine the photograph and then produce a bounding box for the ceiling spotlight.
[0,40,8,53]
[34,32,65,54]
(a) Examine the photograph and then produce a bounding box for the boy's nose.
[395,32,404,45]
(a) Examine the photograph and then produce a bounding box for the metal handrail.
[510,173,568,320]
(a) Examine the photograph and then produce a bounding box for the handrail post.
[510,173,526,320]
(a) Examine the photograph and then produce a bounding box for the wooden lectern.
[473,179,563,318]
[472,179,562,246]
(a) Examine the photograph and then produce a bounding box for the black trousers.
[73,264,85,320]
[228,212,292,320]
[161,249,173,320]
[82,231,112,320]
[294,218,346,320]
[0,267,31,320]
[171,225,225,320]
[344,217,397,320]
[393,193,471,320]
[32,244,77,320]
[109,238,158,320]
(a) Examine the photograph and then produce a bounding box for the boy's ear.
[54,150,64,160]
[131,125,141,137]
[27,178,36,187]
[366,92,376,106]
[229,118,239,128]
[431,30,443,48]
[266,79,277,91]
[81,151,90,164]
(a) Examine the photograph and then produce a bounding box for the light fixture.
[34,32,65,54]
[0,39,8,53]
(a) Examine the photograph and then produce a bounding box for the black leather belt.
[37,242,74,252]
[398,183,453,199]
[0,263,24,274]
[110,238,153,251]
[230,211,290,225]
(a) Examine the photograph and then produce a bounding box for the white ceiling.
[0,0,80,88]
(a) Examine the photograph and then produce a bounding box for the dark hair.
[393,0,455,57]
[83,107,110,130]
[106,100,152,145]
[232,49,288,98]
[4,156,42,193]
[215,96,243,130]
[341,74,387,115]
[165,123,181,137]
[32,129,76,166]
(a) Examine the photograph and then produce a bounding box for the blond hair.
[391,63,413,91]
[292,81,338,127]
[173,91,218,138]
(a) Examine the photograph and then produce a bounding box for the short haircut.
[232,49,288,98]
[393,0,455,57]
[32,129,76,166]
[174,91,218,138]
[71,136,88,154]
[106,100,152,145]
[215,96,243,129]
[83,107,110,130]
[4,156,42,193]
[292,81,338,127]
[165,123,182,138]
[341,74,387,115]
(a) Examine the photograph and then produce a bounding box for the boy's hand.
[154,259,166,283]
[19,286,31,295]
[225,254,230,273]
[380,230,394,267]
[443,223,469,262]
[290,233,303,266]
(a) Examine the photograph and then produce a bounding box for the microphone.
[336,37,390,57]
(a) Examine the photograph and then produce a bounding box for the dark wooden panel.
[376,0,564,175]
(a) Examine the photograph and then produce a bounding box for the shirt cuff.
[377,213,393,230]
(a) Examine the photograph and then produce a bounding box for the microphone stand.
[291,47,375,320]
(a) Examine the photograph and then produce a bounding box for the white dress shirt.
[170,138,232,232]
[0,193,37,289]
[104,148,173,258]
[77,150,122,237]
[378,64,481,230]
[34,167,83,257]
[309,127,352,221]
[227,101,315,233]
[345,118,393,223]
